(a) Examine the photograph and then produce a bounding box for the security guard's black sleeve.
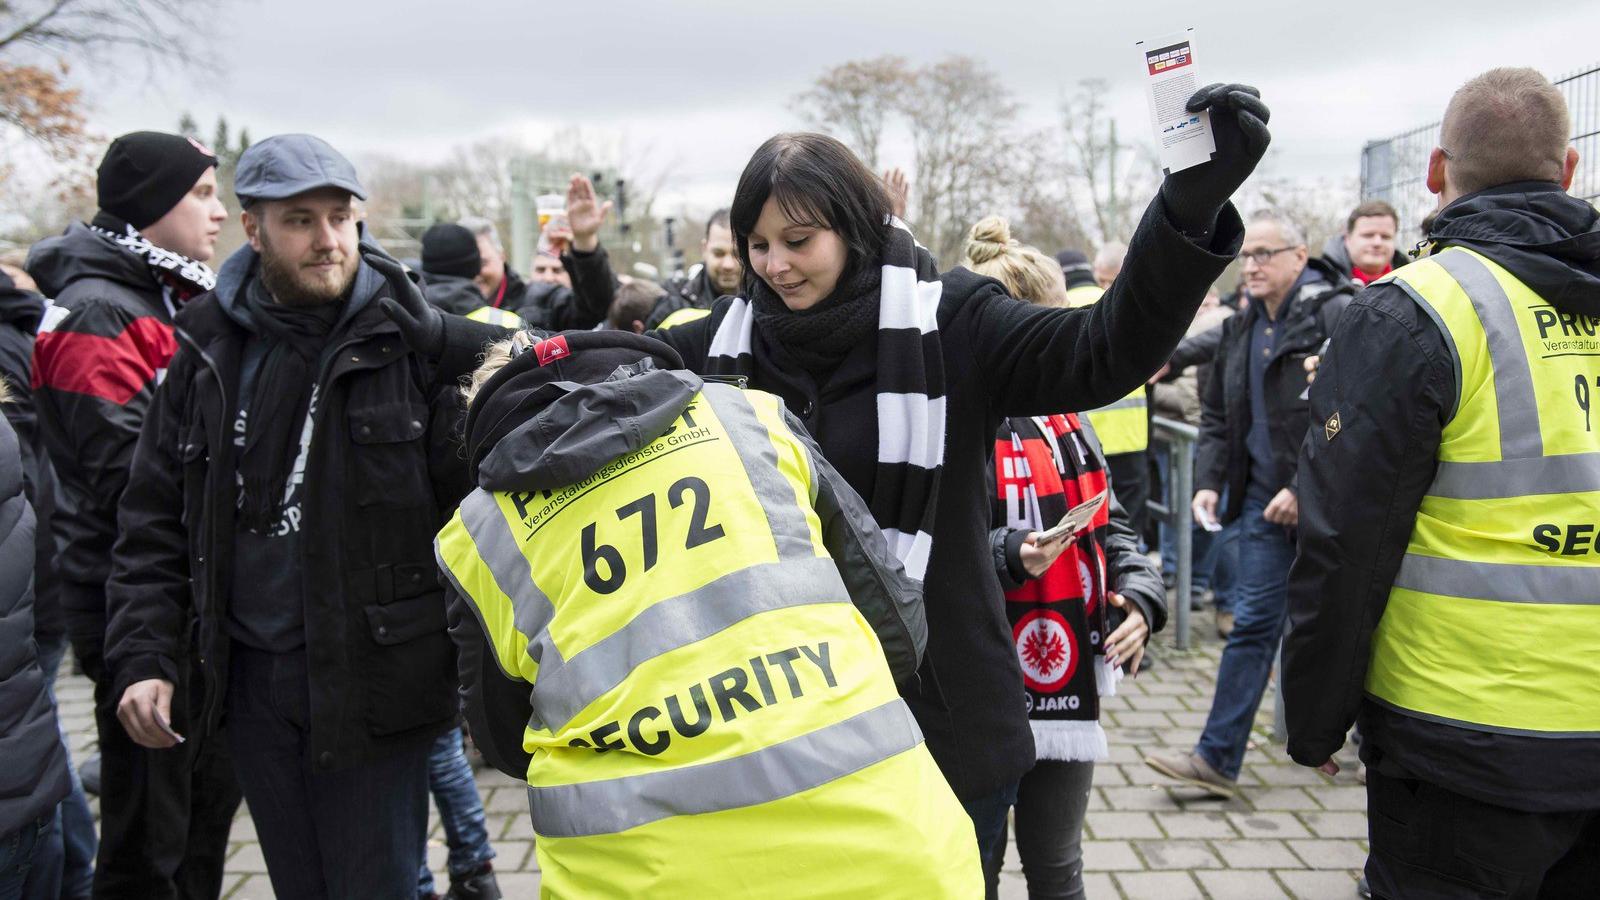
[783,410,927,685]
[1281,284,1453,767]
[445,583,534,780]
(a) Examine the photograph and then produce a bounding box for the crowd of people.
[0,63,1594,900]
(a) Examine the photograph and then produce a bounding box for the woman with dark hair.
[370,82,1269,889]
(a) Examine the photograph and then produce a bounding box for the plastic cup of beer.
[536,195,565,229]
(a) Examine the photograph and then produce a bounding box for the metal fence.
[1148,416,1198,651]
[1360,63,1600,233]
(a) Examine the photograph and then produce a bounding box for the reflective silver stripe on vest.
[1432,251,1543,458]
[458,489,563,668]
[1092,395,1147,413]
[1430,452,1600,500]
[701,385,817,561]
[527,699,923,838]
[528,555,849,732]
[1394,553,1600,605]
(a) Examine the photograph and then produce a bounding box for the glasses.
[1238,246,1297,266]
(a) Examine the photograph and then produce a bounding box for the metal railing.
[1360,63,1600,233]
[1148,416,1198,651]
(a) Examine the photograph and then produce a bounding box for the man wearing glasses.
[1145,209,1353,798]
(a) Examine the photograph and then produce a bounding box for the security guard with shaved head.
[436,329,981,898]
[1283,67,1600,897]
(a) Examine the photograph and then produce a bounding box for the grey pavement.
[52,604,1366,899]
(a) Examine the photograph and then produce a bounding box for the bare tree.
[2,0,218,166]
[899,56,1024,263]
[792,55,910,171]
[1057,79,1159,247]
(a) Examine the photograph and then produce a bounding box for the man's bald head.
[1439,67,1571,196]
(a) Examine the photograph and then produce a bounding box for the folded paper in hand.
[1036,490,1108,544]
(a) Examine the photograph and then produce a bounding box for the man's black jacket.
[645,265,722,330]
[104,249,470,771]
[1195,256,1353,521]
[1282,182,1600,812]
[509,247,616,331]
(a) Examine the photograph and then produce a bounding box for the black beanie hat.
[97,131,218,229]
[421,223,481,279]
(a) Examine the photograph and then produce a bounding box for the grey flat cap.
[234,133,367,204]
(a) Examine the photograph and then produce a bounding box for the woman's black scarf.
[749,264,881,376]
[236,277,342,533]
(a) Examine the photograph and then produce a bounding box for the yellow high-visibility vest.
[1365,247,1600,736]
[435,384,980,898]
[657,306,711,330]
[465,306,525,328]
[1066,284,1150,455]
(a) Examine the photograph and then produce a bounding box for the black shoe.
[446,865,502,900]
[80,753,102,796]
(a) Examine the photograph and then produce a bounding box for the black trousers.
[225,647,431,900]
[91,666,241,900]
[1367,765,1600,899]
[1104,451,1149,541]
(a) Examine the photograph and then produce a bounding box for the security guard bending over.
[1282,67,1600,897]
[436,329,981,898]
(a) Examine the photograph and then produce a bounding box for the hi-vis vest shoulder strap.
[1366,246,1600,737]
[1064,284,1150,454]
[435,383,980,897]
[657,306,711,330]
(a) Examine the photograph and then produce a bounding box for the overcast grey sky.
[80,0,1600,215]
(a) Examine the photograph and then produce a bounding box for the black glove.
[1160,83,1271,236]
[362,249,444,360]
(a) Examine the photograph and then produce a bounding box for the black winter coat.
[25,218,177,680]
[1195,256,1354,522]
[508,247,615,331]
[0,276,61,644]
[649,197,1242,800]
[104,250,469,772]
[422,273,489,316]
[1283,182,1600,812]
[0,414,70,837]
[645,266,722,330]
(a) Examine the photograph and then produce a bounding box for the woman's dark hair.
[730,133,892,290]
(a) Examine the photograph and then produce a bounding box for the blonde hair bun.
[964,215,1015,265]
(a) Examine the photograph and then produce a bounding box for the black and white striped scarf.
[707,216,945,581]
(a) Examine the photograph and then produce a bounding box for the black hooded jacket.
[25,218,178,680]
[1283,182,1600,811]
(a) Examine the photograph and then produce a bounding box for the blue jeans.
[416,729,495,897]
[1202,511,1240,614]
[0,816,50,900]
[31,638,95,900]
[1194,498,1296,780]
[227,648,431,900]
[964,779,1020,900]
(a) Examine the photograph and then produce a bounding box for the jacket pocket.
[361,592,456,736]
[348,402,431,509]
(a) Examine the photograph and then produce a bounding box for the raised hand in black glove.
[1159,83,1271,236]
[362,248,445,360]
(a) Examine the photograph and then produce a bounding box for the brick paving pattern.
[53,606,1366,899]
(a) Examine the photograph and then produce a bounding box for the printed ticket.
[1137,28,1217,174]
[1036,490,1108,543]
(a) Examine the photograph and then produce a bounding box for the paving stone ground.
[54,603,1366,899]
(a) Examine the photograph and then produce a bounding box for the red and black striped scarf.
[994,413,1115,761]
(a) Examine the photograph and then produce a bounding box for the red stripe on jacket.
[32,317,177,405]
